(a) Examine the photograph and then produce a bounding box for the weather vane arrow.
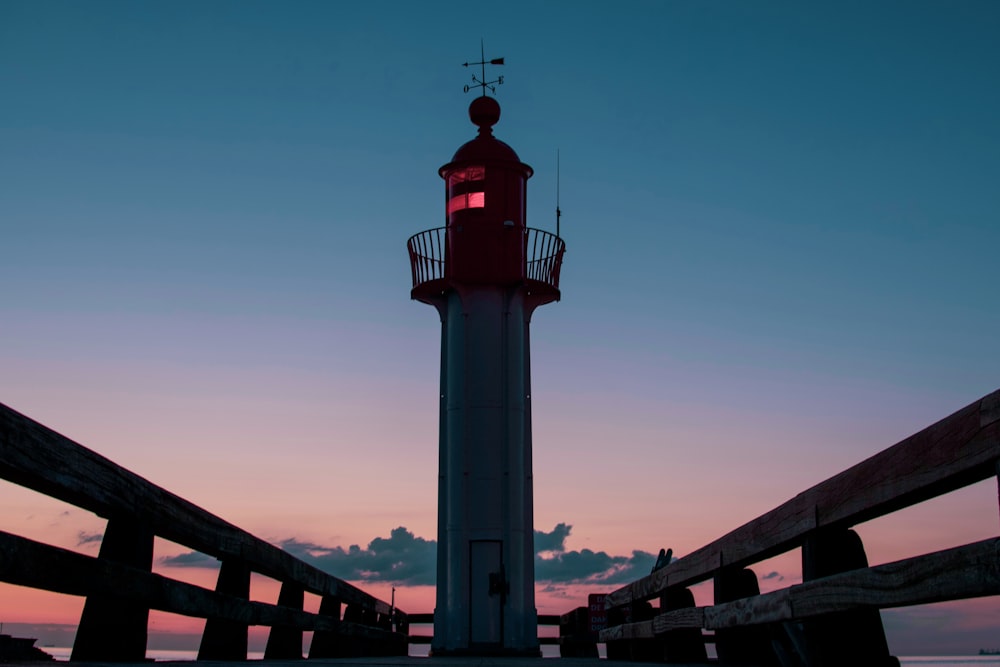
[463,40,504,96]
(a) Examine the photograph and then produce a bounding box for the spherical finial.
[469,96,501,135]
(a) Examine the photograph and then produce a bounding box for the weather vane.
[463,40,504,96]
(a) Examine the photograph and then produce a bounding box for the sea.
[38,646,1000,664]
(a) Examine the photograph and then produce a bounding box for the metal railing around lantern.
[525,228,566,289]
[407,227,448,288]
[407,227,566,292]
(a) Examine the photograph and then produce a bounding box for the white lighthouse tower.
[407,86,565,655]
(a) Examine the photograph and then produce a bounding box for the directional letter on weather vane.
[463,41,504,96]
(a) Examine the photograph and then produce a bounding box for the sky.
[1,0,999,656]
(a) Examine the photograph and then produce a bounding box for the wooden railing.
[597,389,1000,665]
[0,402,408,661]
[404,613,562,649]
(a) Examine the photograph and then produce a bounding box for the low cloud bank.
[279,527,437,586]
[161,523,656,585]
[535,523,657,584]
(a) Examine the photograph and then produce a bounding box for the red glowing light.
[448,191,485,215]
[449,166,485,184]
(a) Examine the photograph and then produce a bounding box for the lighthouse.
[406,85,565,655]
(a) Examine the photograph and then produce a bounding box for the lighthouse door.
[469,540,503,647]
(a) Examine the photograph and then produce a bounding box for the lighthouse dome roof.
[441,96,531,175]
[450,134,521,163]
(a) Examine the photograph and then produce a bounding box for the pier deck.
[43,660,708,667]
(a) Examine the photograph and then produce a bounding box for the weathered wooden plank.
[605,389,1000,607]
[791,537,1000,617]
[336,620,406,642]
[598,620,655,642]
[0,530,334,631]
[704,589,791,630]
[603,537,1000,643]
[650,607,704,634]
[406,613,434,624]
[325,620,408,657]
[598,624,621,642]
[984,391,1000,428]
[815,403,999,530]
[0,402,392,616]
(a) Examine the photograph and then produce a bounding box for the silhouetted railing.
[406,227,446,288]
[0,402,408,661]
[526,228,566,290]
[595,389,1000,664]
[404,613,562,648]
[406,226,566,292]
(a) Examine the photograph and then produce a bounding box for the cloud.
[534,523,657,584]
[279,527,437,586]
[159,523,655,587]
[539,584,573,598]
[537,547,656,585]
[160,550,218,567]
[535,523,572,553]
[761,571,784,581]
[160,527,435,585]
[77,531,103,547]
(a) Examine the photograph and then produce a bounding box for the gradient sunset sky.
[2,0,999,655]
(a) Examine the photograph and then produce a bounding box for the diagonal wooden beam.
[0,401,391,616]
[606,389,1000,608]
[600,536,1000,641]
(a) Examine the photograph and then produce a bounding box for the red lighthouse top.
[445,96,532,169]
[407,96,564,306]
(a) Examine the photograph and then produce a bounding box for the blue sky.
[2,0,999,654]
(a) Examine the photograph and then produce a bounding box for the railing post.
[198,559,251,660]
[628,600,662,662]
[336,602,367,657]
[604,604,631,661]
[264,581,305,659]
[71,516,154,661]
[713,567,776,665]
[661,587,707,663]
[307,595,342,658]
[800,528,898,667]
[395,609,410,638]
[559,606,598,658]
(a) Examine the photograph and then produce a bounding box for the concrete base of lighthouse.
[429,285,541,657]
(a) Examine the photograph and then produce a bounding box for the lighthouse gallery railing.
[407,227,566,291]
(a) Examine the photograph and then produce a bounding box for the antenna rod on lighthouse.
[556,149,562,238]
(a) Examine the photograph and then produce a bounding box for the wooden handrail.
[605,389,1000,608]
[0,530,335,631]
[0,401,394,616]
[600,536,1000,641]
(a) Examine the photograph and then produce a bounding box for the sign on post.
[588,593,607,636]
